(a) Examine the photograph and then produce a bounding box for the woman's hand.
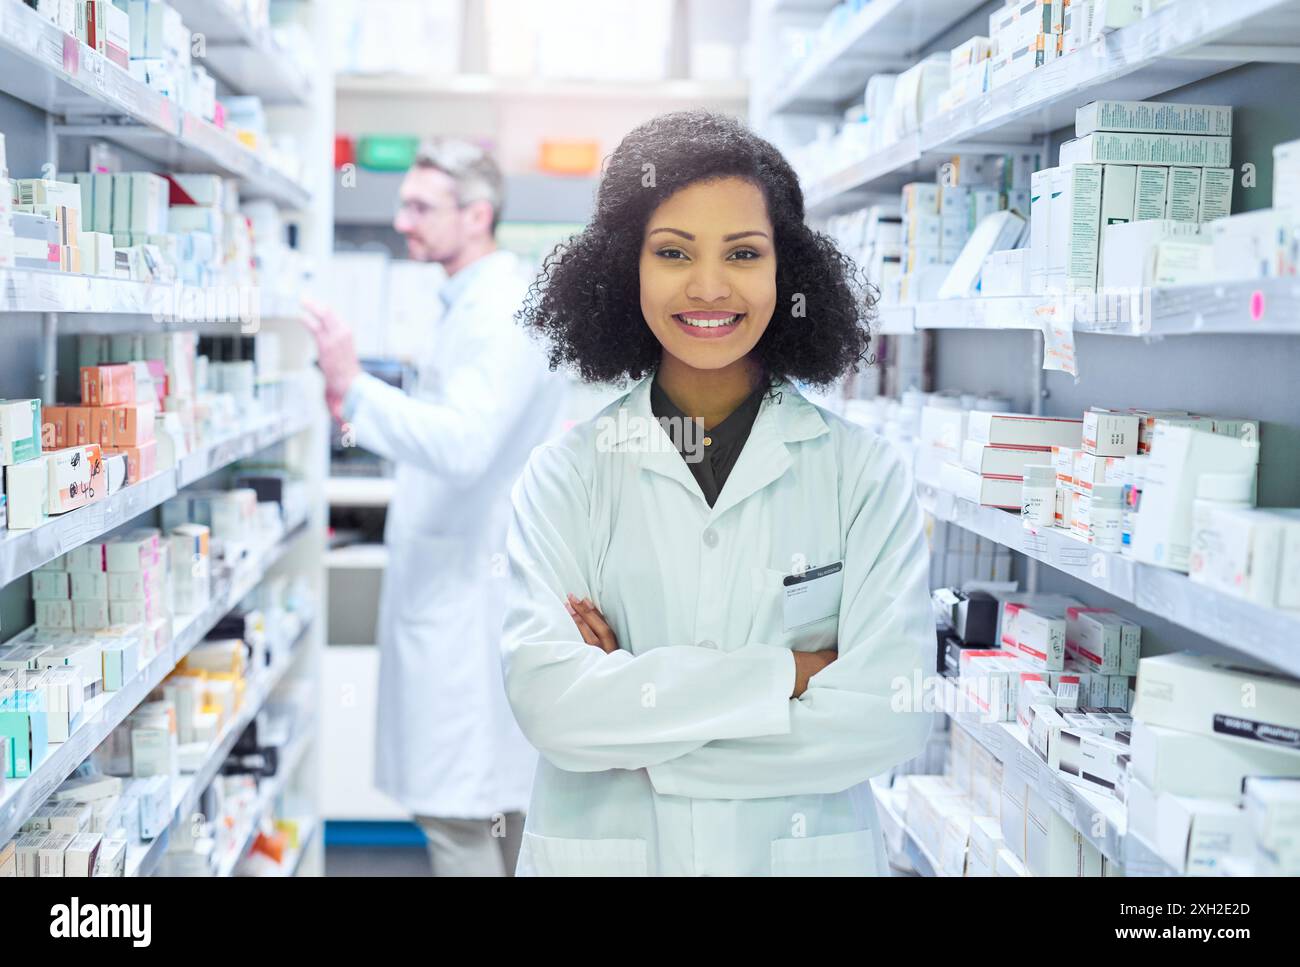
[566,594,619,653]
[792,649,837,698]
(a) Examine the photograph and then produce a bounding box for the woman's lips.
[673,312,745,339]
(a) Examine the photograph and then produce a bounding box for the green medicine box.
[0,689,49,779]
[0,398,42,466]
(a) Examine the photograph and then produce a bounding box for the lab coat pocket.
[748,567,838,651]
[519,831,649,876]
[770,829,881,877]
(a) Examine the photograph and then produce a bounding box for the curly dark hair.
[516,111,875,387]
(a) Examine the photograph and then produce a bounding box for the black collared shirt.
[650,374,768,508]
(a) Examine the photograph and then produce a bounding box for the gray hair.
[414,138,505,231]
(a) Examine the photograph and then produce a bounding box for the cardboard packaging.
[1130,424,1259,572]
[1133,653,1300,755]
[5,458,49,529]
[1059,132,1233,167]
[0,399,42,466]
[1076,100,1232,137]
[968,411,1083,448]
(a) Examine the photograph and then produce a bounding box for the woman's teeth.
[676,314,742,328]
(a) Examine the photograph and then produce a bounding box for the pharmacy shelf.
[889,281,1300,336]
[916,482,1300,676]
[874,305,917,336]
[126,613,313,877]
[215,721,313,878]
[0,0,311,209]
[872,784,943,877]
[56,117,310,209]
[271,816,316,878]
[0,409,314,588]
[0,0,177,129]
[940,687,1128,867]
[170,0,310,106]
[800,0,1300,211]
[764,0,987,114]
[0,516,310,847]
[0,268,297,328]
[335,74,749,104]
[324,476,395,508]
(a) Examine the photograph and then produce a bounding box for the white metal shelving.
[125,613,313,877]
[0,0,312,207]
[0,410,315,587]
[762,0,988,114]
[170,0,311,106]
[0,515,310,846]
[875,279,1300,337]
[214,720,313,877]
[917,481,1300,676]
[794,0,1300,213]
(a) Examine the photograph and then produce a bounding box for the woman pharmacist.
[501,111,932,876]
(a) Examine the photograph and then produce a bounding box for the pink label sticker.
[62,33,79,75]
[1250,290,1265,322]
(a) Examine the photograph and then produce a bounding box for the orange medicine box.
[109,402,156,446]
[40,406,69,450]
[108,438,157,484]
[89,408,115,447]
[80,364,135,406]
[66,407,92,446]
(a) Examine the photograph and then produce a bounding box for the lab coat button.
[698,639,718,650]
[702,528,719,548]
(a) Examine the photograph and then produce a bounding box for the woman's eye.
[728,248,761,261]
[655,248,688,260]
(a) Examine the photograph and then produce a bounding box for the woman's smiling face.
[639,177,778,372]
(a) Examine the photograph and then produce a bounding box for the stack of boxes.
[127,0,217,123]
[38,362,157,498]
[10,177,83,273]
[939,35,993,112]
[7,769,160,876]
[987,0,1150,95]
[1128,653,1300,873]
[987,0,1063,91]
[3,397,116,531]
[825,204,902,306]
[1052,407,1138,543]
[941,410,1083,509]
[1031,99,1234,293]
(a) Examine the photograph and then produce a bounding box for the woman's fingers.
[574,597,619,653]
[565,595,602,648]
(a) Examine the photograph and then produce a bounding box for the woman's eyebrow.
[646,228,770,241]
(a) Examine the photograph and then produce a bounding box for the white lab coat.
[502,376,933,875]
[346,250,563,819]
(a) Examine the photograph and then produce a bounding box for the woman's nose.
[684,263,732,302]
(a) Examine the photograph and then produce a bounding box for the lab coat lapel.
[708,382,829,522]
[614,378,707,501]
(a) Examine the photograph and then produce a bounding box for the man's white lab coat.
[345,250,563,818]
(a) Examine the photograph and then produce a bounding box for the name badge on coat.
[782,562,844,631]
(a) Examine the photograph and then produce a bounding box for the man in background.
[302,140,562,875]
